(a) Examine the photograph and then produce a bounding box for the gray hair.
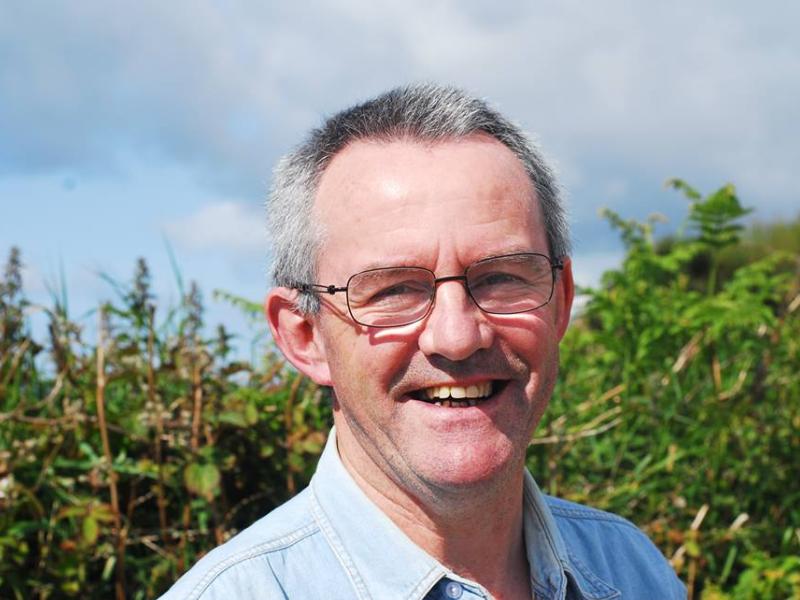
[268,83,570,313]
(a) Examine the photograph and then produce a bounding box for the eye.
[368,280,430,304]
[374,282,415,298]
[471,271,525,289]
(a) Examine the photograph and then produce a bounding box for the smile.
[412,381,502,407]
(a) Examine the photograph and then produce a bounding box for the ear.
[265,287,333,386]
[554,257,575,341]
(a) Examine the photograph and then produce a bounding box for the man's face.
[305,134,573,500]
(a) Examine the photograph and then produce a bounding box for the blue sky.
[1,1,798,353]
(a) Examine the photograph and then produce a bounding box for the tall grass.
[0,255,329,598]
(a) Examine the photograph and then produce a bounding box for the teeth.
[440,400,471,408]
[423,381,494,405]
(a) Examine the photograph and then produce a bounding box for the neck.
[337,430,532,599]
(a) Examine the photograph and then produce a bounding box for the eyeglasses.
[293,252,564,328]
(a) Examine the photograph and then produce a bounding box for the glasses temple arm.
[294,283,347,295]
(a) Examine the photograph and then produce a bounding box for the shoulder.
[545,496,687,599]
[158,488,345,600]
[546,494,640,529]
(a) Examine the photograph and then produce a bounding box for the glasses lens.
[347,267,434,327]
[466,254,554,314]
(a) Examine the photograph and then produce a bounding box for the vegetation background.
[1,182,798,599]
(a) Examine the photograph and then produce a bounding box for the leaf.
[102,556,116,581]
[665,178,702,200]
[184,463,221,501]
[685,539,701,558]
[91,503,116,523]
[245,402,259,425]
[296,431,326,454]
[218,411,247,427]
[78,442,100,461]
[57,505,87,520]
[212,289,263,323]
[82,516,99,545]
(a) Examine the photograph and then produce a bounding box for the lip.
[401,378,507,402]
[402,385,510,429]
[400,379,512,419]
[417,377,498,388]
[400,377,507,397]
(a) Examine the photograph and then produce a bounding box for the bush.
[0,258,330,599]
[529,181,800,597]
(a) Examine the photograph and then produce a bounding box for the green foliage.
[0,255,331,599]
[531,182,800,597]
[0,181,797,598]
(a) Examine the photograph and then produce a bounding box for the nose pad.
[418,278,492,360]
[427,274,477,317]
[431,276,475,313]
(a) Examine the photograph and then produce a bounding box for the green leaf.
[78,442,100,461]
[212,289,263,323]
[184,463,221,501]
[245,402,259,425]
[218,411,247,427]
[685,539,701,558]
[102,556,116,581]
[82,516,99,545]
[665,178,702,200]
[91,503,116,523]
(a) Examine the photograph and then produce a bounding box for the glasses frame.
[293,252,565,329]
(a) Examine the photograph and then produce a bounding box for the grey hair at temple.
[267,83,570,313]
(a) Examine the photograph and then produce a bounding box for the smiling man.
[161,85,685,599]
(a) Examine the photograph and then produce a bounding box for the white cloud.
[1,0,797,223]
[163,202,266,256]
[569,249,626,319]
[570,250,625,290]
[20,261,46,295]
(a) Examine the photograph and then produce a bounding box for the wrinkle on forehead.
[314,134,537,217]
[312,135,545,277]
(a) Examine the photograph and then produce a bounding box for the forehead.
[312,134,544,274]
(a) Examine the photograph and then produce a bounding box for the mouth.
[407,380,507,408]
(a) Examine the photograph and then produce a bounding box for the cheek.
[498,317,561,390]
[501,312,559,357]
[325,333,411,403]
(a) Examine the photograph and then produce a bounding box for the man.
[161,84,686,599]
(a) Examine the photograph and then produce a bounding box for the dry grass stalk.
[0,338,31,386]
[190,363,203,453]
[672,332,703,373]
[284,373,304,496]
[530,415,623,446]
[96,308,126,600]
[788,292,800,314]
[148,306,169,551]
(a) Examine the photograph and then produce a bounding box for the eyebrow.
[354,258,421,272]
[353,246,544,273]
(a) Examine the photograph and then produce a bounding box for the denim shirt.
[160,429,686,599]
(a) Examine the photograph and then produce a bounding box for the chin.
[412,438,519,491]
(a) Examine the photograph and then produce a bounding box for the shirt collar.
[521,471,619,599]
[310,428,616,600]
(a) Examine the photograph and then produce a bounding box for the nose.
[417,278,494,361]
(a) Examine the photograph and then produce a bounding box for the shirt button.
[444,581,463,599]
